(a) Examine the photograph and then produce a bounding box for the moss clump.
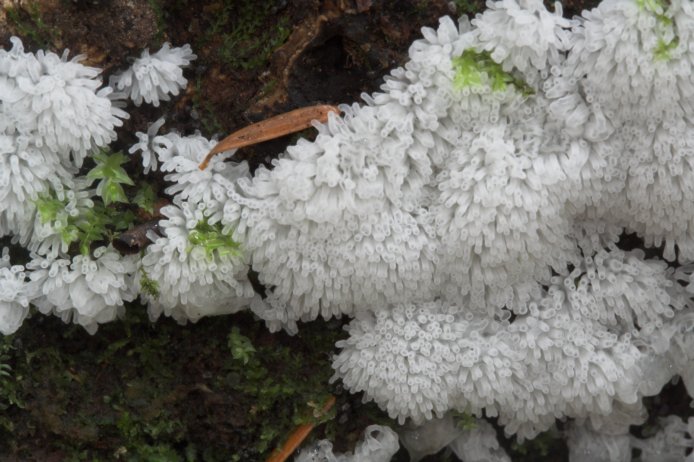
[452,0,486,16]
[138,268,160,298]
[198,0,290,71]
[219,320,341,459]
[452,50,534,96]
[188,219,241,259]
[510,426,565,460]
[0,310,352,461]
[5,1,59,49]
[636,0,678,61]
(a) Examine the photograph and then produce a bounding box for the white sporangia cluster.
[24,178,95,259]
[448,420,511,462]
[563,247,686,336]
[136,201,255,324]
[664,306,694,397]
[333,246,688,439]
[128,117,166,173]
[26,246,137,334]
[558,0,694,261]
[294,425,399,462]
[129,121,248,219]
[0,133,73,237]
[0,36,126,248]
[631,415,694,462]
[470,0,574,84]
[568,413,694,462]
[0,37,127,166]
[225,20,482,331]
[428,114,579,314]
[227,104,440,332]
[221,4,586,331]
[128,124,254,325]
[4,0,694,454]
[0,36,139,336]
[332,301,471,424]
[0,248,35,335]
[397,414,511,462]
[566,420,632,462]
[109,42,196,107]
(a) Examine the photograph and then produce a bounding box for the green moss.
[188,218,241,259]
[511,426,563,458]
[6,1,58,49]
[636,0,670,14]
[34,148,141,256]
[87,151,135,206]
[139,268,160,298]
[0,308,354,461]
[146,0,168,44]
[635,0,678,61]
[200,0,291,71]
[35,193,81,247]
[0,338,24,434]
[452,411,478,431]
[452,0,485,16]
[35,190,135,256]
[452,50,534,96]
[227,326,255,364]
[654,36,678,60]
[133,183,157,215]
[220,320,341,459]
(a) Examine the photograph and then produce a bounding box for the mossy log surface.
[3,1,688,461]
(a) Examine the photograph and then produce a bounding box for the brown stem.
[264,395,336,462]
[198,104,341,170]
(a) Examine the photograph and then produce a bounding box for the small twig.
[265,395,336,462]
[198,104,341,170]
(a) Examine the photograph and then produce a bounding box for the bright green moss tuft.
[139,268,160,298]
[655,36,679,60]
[452,50,534,96]
[188,219,241,259]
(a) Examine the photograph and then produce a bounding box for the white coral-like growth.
[471,0,573,83]
[333,246,686,439]
[567,420,632,462]
[333,301,468,424]
[449,420,511,462]
[294,425,399,462]
[226,7,587,330]
[27,246,137,334]
[153,131,247,219]
[429,119,579,314]
[561,247,686,336]
[0,248,35,335]
[0,133,73,239]
[128,117,166,173]
[129,123,248,236]
[25,179,95,259]
[225,17,469,327]
[398,414,463,462]
[110,43,196,107]
[0,37,128,166]
[562,0,694,260]
[137,201,255,324]
[631,416,694,462]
